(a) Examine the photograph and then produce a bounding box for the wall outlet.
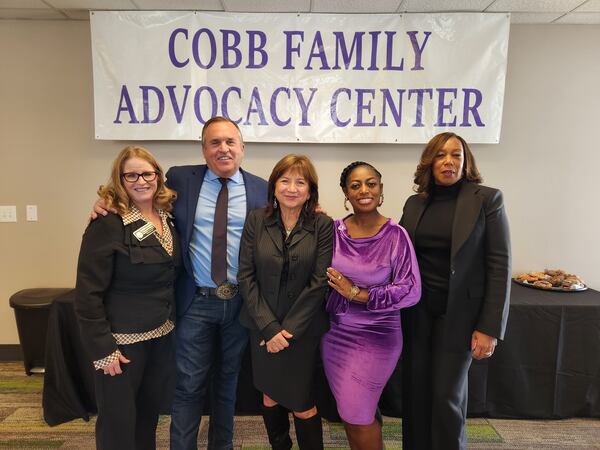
[26,205,38,221]
[0,205,17,222]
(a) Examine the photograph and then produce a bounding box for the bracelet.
[348,285,360,301]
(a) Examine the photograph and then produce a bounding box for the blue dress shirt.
[189,169,247,288]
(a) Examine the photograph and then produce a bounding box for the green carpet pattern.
[2,362,600,449]
[0,376,43,393]
[199,417,500,449]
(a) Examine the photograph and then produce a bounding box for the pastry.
[533,280,553,289]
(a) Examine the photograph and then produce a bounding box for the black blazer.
[75,213,181,361]
[400,182,511,351]
[238,209,333,341]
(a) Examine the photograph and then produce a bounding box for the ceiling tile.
[45,0,137,9]
[487,0,585,13]
[62,8,91,19]
[555,11,600,23]
[1,0,598,22]
[0,0,48,8]
[133,0,223,10]
[0,7,65,18]
[223,0,310,12]
[402,0,493,12]
[509,12,563,23]
[313,0,401,13]
[574,0,600,12]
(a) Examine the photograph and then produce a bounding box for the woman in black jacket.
[238,154,333,450]
[400,132,511,450]
[75,146,180,450]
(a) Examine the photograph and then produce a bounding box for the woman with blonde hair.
[75,146,181,450]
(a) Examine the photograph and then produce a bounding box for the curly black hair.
[339,161,382,189]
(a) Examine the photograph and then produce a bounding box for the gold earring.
[378,194,384,206]
[344,198,350,211]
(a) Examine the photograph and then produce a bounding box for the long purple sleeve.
[367,226,421,312]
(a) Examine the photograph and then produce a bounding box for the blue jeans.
[170,292,248,450]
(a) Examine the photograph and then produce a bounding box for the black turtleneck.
[415,179,464,314]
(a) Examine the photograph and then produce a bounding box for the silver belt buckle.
[215,282,238,300]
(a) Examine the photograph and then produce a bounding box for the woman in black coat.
[238,154,333,450]
[75,146,180,450]
[400,132,511,450]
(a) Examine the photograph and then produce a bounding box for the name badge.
[133,222,156,241]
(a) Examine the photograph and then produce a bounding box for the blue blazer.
[166,164,268,318]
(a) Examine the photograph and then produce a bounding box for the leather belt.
[196,282,239,300]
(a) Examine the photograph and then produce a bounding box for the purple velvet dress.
[321,217,421,425]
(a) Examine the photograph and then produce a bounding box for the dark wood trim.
[0,345,23,361]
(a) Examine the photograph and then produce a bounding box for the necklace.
[282,213,298,236]
[284,220,296,233]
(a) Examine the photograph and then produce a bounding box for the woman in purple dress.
[321,161,421,450]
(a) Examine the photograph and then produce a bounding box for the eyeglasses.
[122,171,159,183]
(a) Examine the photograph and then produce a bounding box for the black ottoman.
[9,288,73,375]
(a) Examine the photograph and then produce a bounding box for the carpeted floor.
[1,362,599,449]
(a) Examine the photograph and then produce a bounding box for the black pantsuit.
[402,305,472,450]
[400,182,511,450]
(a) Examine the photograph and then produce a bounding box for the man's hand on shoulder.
[89,199,116,222]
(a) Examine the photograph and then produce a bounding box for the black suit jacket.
[75,213,181,361]
[400,182,511,351]
[238,208,333,341]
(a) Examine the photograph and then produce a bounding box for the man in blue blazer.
[167,117,267,450]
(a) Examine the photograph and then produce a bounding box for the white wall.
[1,20,598,344]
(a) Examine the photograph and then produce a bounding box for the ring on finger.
[337,275,342,280]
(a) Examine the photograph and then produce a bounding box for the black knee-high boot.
[293,413,324,450]
[262,404,293,450]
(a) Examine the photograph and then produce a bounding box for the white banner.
[91,11,509,143]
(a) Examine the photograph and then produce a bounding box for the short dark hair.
[339,161,382,190]
[413,132,482,195]
[201,116,244,146]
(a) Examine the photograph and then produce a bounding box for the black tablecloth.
[473,282,600,418]
[43,284,600,425]
[42,290,96,426]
